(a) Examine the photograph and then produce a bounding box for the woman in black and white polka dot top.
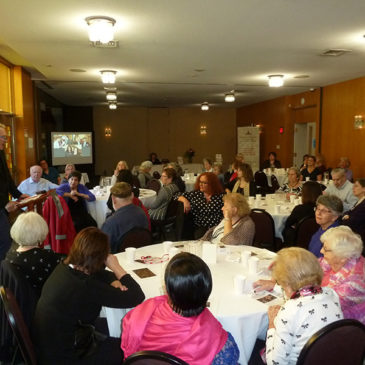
[178,172,224,239]
[6,211,64,296]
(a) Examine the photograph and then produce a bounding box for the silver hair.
[316,194,343,215]
[320,226,363,260]
[288,166,301,178]
[140,160,153,171]
[331,168,346,177]
[10,212,49,246]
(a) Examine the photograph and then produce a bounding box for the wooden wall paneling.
[0,62,12,113]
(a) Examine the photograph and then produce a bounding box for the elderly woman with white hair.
[279,167,302,194]
[319,225,365,324]
[138,160,153,188]
[5,212,64,295]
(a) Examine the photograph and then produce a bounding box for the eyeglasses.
[199,181,209,185]
[314,207,332,214]
[161,175,168,178]
[0,135,7,141]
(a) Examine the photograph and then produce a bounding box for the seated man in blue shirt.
[102,182,149,254]
[18,165,59,195]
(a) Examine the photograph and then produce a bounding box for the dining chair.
[250,209,277,252]
[124,350,188,365]
[294,217,319,249]
[296,319,365,365]
[146,179,162,193]
[0,286,37,365]
[254,171,270,195]
[270,175,280,192]
[118,227,153,252]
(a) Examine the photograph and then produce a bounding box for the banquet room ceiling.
[1,0,365,108]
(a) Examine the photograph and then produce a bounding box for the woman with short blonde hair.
[200,192,255,245]
[265,247,342,365]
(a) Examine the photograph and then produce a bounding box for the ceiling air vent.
[90,40,119,48]
[321,49,352,57]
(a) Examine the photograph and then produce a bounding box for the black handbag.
[74,321,107,358]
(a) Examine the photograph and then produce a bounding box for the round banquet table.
[101,242,282,365]
[87,188,156,228]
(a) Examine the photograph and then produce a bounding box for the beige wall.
[93,106,236,175]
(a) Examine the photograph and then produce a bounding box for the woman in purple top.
[56,171,96,232]
[308,194,343,257]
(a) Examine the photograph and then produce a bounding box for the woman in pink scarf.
[319,225,365,324]
[121,252,239,364]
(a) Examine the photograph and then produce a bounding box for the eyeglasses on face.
[0,135,7,141]
[199,181,209,185]
[322,246,332,253]
[161,174,168,178]
[314,207,332,214]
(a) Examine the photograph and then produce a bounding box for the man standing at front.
[325,168,358,211]
[0,124,25,259]
[101,182,149,253]
[18,165,59,195]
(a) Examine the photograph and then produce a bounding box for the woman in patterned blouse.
[6,211,64,296]
[279,167,302,195]
[265,247,342,365]
[178,172,224,239]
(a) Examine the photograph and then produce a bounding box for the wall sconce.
[85,16,116,44]
[109,102,117,110]
[354,115,364,129]
[201,102,209,111]
[100,70,117,84]
[224,92,235,102]
[200,125,207,135]
[106,92,117,101]
[105,128,112,137]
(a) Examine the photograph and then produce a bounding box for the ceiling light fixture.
[201,102,209,111]
[225,92,235,102]
[106,92,117,101]
[85,16,116,44]
[268,75,284,87]
[100,70,117,84]
[109,102,117,110]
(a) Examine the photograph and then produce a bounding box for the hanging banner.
[237,126,260,172]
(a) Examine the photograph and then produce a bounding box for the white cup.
[248,256,259,274]
[125,247,136,263]
[305,177,310,181]
[256,194,262,200]
[233,274,246,295]
[274,205,281,214]
[163,241,174,254]
[169,247,179,258]
[324,178,328,185]
[248,196,255,205]
[241,251,251,266]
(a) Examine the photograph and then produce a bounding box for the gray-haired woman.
[308,194,343,257]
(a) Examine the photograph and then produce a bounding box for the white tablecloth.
[264,169,288,188]
[249,195,294,239]
[102,243,280,365]
[181,163,204,175]
[182,174,197,192]
[88,188,156,228]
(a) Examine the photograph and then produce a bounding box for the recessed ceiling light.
[201,102,209,111]
[100,70,117,84]
[225,92,235,102]
[106,92,117,101]
[268,75,284,87]
[69,68,86,73]
[294,75,310,79]
[85,16,116,44]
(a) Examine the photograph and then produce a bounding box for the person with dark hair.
[33,227,145,365]
[149,152,161,165]
[102,182,149,253]
[106,170,151,230]
[178,172,224,238]
[229,162,257,197]
[144,168,179,220]
[282,181,323,245]
[166,162,186,192]
[262,151,281,169]
[121,252,239,364]
[300,155,322,181]
[39,158,61,184]
[203,158,213,172]
[56,171,97,232]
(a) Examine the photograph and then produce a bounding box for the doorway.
[293,122,316,167]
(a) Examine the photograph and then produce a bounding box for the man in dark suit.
[0,123,25,259]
